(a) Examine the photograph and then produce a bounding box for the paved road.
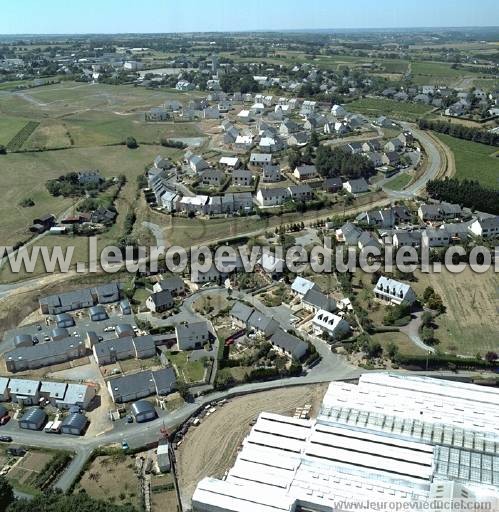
[383,123,444,199]
[400,310,436,354]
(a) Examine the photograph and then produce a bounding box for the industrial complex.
[192,374,499,511]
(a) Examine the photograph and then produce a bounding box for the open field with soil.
[411,267,498,356]
[75,452,140,509]
[177,383,328,506]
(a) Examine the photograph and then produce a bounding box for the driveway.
[400,310,436,354]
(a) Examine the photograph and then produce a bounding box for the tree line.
[315,146,374,178]
[426,178,499,215]
[418,118,499,147]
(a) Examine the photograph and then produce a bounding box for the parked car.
[126,416,133,424]
[0,436,12,443]
[33,337,39,344]
[121,440,129,450]
[0,416,10,426]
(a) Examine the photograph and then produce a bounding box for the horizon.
[1,0,499,35]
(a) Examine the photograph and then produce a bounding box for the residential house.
[302,289,336,313]
[343,178,369,195]
[335,222,362,245]
[9,379,40,405]
[255,187,290,207]
[262,164,281,183]
[250,153,272,166]
[230,302,254,329]
[219,156,241,170]
[468,216,499,239]
[291,277,319,297]
[382,151,400,167]
[153,276,185,296]
[384,138,403,153]
[189,156,210,173]
[312,310,350,339]
[247,311,278,338]
[357,231,383,251]
[365,151,383,167]
[293,165,317,181]
[235,135,254,151]
[323,177,343,193]
[288,184,313,202]
[146,290,174,313]
[421,228,451,248]
[232,169,253,187]
[392,231,422,249]
[269,330,308,360]
[373,276,416,306]
[176,321,210,350]
[107,367,176,403]
[200,169,225,188]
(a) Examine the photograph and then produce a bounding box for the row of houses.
[0,376,95,409]
[229,302,309,360]
[39,282,121,315]
[255,184,314,207]
[106,367,176,403]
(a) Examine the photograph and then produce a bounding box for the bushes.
[18,197,34,207]
[383,303,411,326]
[32,452,72,490]
[397,354,495,371]
[160,138,186,149]
[125,136,138,149]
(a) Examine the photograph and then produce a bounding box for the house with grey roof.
[40,381,68,406]
[262,164,281,183]
[269,329,308,360]
[153,276,185,296]
[392,230,422,249]
[5,338,86,373]
[343,178,369,195]
[374,277,416,306]
[89,305,108,321]
[0,378,9,401]
[293,165,317,181]
[14,334,33,348]
[146,290,174,313]
[232,169,253,187]
[131,400,157,423]
[8,379,40,405]
[247,311,278,338]
[335,222,362,245]
[230,302,255,328]
[291,277,319,297]
[93,335,156,366]
[287,184,313,202]
[176,321,210,350]
[302,289,336,313]
[357,231,383,251]
[469,216,499,239]
[421,228,451,248]
[55,313,75,329]
[57,383,96,410]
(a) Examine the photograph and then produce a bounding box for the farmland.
[411,267,499,356]
[347,97,433,121]
[434,133,499,188]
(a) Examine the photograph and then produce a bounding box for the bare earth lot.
[177,383,328,506]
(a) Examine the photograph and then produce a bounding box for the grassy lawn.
[384,172,412,191]
[434,133,498,188]
[411,267,498,356]
[347,97,432,121]
[167,351,206,383]
[370,332,426,357]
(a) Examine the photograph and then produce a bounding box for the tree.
[422,286,435,302]
[175,379,190,401]
[125,136,138,149]
[0,476,13,512]
[421,326,436,345]
[386,342,399,361]
[310,130,320,147]
[421,311,433,327]
[366,341,383,359]
[0,145,6,155]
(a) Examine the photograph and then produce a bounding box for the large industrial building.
[192,373,499,511]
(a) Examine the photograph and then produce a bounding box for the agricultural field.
[411,267,499,356]
[347,97,433,121]
[409,61,485,86]
[434,133,499,188]
[0,115,32,145]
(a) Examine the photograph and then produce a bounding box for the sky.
[0,0,498,34]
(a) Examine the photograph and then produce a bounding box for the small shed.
[60,413,88,435]
[115,323,134,338]
[131,400,157,423]
[157,441,171,473]
[56,313,75,328]
[19,408,47,430]
[89,305,108,322]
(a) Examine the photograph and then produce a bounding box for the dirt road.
[177,383,328,506]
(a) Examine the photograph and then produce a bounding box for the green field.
[384,172,412,191]
[347,97,433,121]
[435,133,498,188]
[410,61,484,85]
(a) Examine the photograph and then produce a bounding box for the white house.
[291,276,318,297]
[468,216,499,238]
[312,310,350,339]
[373,276,416,306]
